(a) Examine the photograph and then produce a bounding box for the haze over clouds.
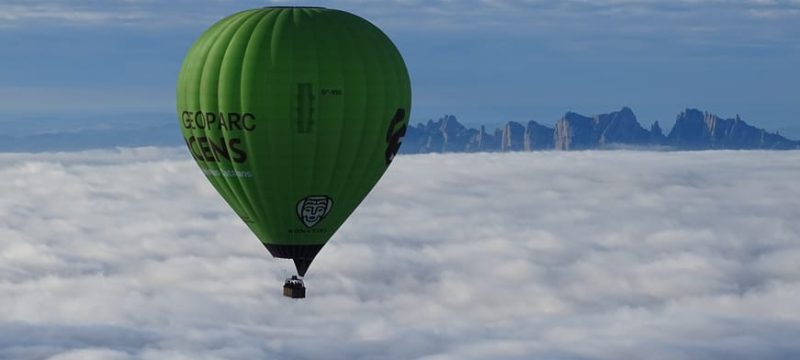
[1,148,799,359]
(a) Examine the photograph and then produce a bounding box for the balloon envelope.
[176,7,411,276]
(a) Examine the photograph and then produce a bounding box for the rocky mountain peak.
[439,114,465,133]
[650,121,666,144]
[501,121,526,152]
[667,109,709,148]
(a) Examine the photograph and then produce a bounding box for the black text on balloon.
[184,136,247,163]
[385,108,407,165]
[181,111,256,131]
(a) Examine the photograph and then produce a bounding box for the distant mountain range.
[0,107,796,153]
[0,123,179,152]
[401,107,800,153]
[0,112,180,152]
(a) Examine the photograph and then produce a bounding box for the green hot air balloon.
[176,7,411,297]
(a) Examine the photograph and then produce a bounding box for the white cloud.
[0,3,146,24]
[1,148,799,359]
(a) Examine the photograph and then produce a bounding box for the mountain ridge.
[401,107,800,153]
[0,108,796,153]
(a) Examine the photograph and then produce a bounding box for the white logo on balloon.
[296,196,333,228]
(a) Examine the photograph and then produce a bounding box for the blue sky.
[1,0,799,131]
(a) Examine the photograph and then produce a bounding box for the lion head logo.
[296,195,333,228]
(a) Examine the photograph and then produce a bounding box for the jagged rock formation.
[403,115,474,153]
[525,121,554,150]
[501,121,525,152]
[400,107,799,153]
[596,107,651,146]
[472,125,500,152]
[667,109,797,149]
[553,107,651,150]
[554,112,594,150]
[650,121,666,145]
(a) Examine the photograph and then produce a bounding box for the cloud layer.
[1,148,799,359]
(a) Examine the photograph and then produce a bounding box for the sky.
[1,149,799,359]
[0,0,799,132]
[1,3,800,359]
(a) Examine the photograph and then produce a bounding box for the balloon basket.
[283,275,306,299]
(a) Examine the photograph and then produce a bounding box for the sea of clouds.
[1,148,799,360]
